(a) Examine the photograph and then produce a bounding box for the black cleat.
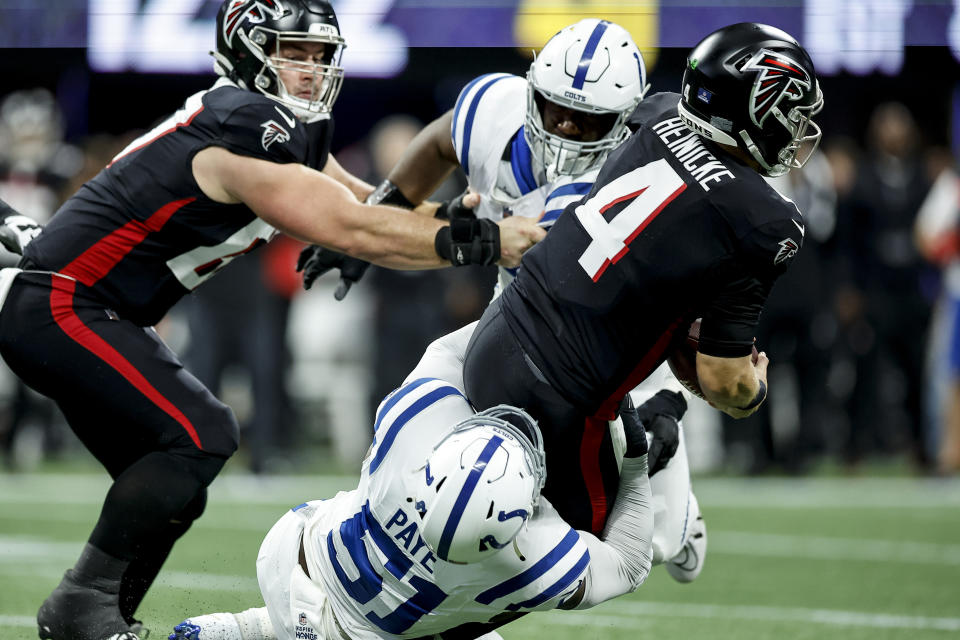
[37,570,140,640]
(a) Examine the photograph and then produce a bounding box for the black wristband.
[434,218,500,266]
[366,179,416,209]
[739,380,767,411]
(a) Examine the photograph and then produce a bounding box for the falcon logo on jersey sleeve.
[260,120,291,150]
[742,49,812,128]
[774,237,799,265]
[223,0,285,46]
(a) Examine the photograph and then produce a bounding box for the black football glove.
[618,395,648,459]
[295,180,420,298]
[635,389,687,476]
[434,189,478,221]
[0,199,42,255]
[295,245,371,300]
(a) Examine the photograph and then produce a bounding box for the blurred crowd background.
[2,1,960,477]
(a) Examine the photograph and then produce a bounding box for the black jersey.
[24,78,332,327]
[500,92,804,414]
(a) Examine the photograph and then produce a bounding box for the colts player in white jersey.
[386,18,705,582]
[169,357,675,640]
[294,19,705,582]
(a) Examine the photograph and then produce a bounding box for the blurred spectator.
[180,237,301,474]
[0,89,82,469]
[720,151,839,473]
[833,103,935,469]
[359,116,493,418]
[914,157,960,474]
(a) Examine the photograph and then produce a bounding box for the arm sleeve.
[450,73,524,180]
[699,213,802,357]
[697,257,773,357]
[573,456,654,609]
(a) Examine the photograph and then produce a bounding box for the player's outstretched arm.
[322,153,376,202]
[696,351,769,418]
[386,109,460,205]
[195,146,470,269]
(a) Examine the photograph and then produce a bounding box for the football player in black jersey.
[0,2,545,640]
[460,23,822,534]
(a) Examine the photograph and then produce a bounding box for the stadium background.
[1,1,959,638]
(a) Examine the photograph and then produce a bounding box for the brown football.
[666,318,760,399]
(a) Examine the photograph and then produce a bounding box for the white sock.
[184,608,275,640]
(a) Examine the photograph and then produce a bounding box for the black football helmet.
[677,23,823,177]
[213,0,345,121]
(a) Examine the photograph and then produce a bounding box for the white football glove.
[0,209,43,255]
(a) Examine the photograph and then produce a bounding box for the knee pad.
[176,487,208,526]
[168,446,229,489]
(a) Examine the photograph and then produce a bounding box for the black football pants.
[463,297,620,535]
[0,271,239,616]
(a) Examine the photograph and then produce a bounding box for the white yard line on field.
[2,474,959,508]
[4,600,960,632]
[710,531,960,565]
[5,529,960,568]
[558,600,960,632]
[0,615,36,628]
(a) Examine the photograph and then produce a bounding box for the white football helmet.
[412,405,547,564]
[526,19,648,179]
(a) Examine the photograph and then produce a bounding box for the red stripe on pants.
[49,275,203,449]
[581,415,609,534]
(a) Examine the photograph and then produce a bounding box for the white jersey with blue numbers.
[298,378,591,639]
[450,73,599,290]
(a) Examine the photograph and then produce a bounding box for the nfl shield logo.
[299,612,307,625]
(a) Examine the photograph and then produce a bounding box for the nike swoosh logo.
[792,219,805,238]
[275,106,297,128]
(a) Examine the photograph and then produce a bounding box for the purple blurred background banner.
[0,1,958,76]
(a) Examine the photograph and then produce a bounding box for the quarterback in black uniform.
[0,2,543,640]
[463,23,823,533]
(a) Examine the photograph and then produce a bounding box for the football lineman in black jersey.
[461,23,822,534]
[0,2,546,640]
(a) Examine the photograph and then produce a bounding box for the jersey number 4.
[575,158,686,281]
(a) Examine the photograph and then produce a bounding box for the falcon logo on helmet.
[742,49,812,129]
[222,0,285,47]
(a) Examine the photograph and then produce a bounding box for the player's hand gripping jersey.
[23,78,332,327]
[451,73,599,289]
[500,92,806,415]
[291,379,602,640]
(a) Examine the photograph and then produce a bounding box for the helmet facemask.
[242,27,345,121]
[741,83,823,177]
[524,77,631,181]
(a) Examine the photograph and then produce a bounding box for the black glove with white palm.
[0,198,42,255]
[295,247,370,300]
[634,390,687,476]
[296,179,416,298]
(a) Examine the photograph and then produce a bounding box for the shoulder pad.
[204,86,308,165]
[451,74,526,180]
[626,92,682,133]
[735,187,805,276]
